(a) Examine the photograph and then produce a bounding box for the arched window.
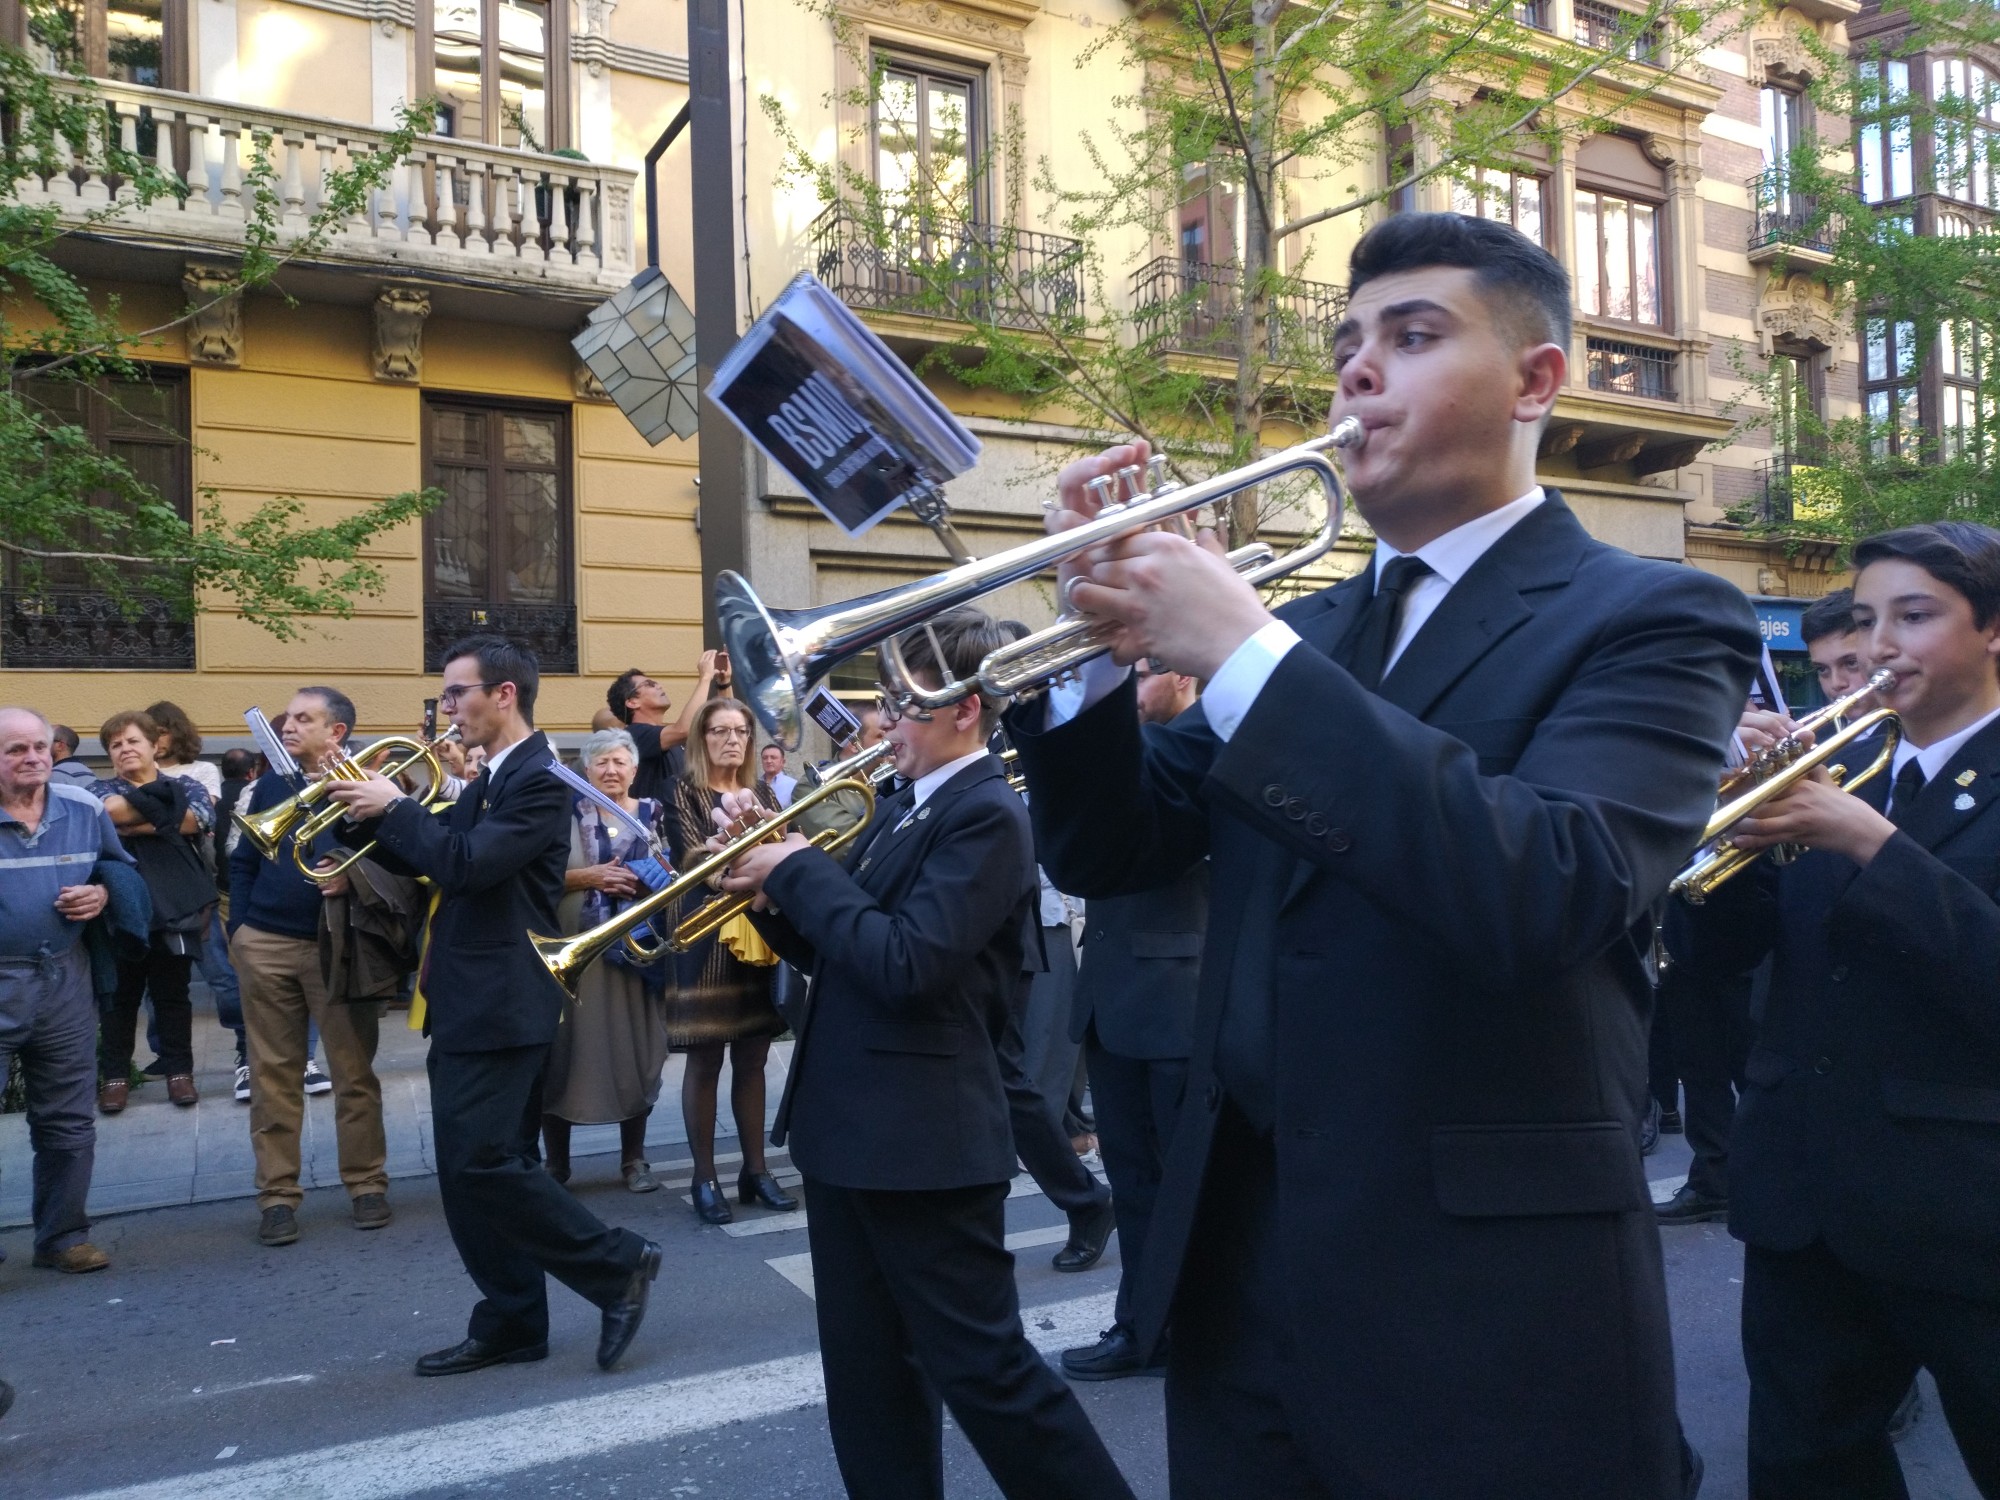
[1931,57,1999,208]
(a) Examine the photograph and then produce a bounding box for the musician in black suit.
[1006,212,1759,1498]
[1673,523,2000,1498]
[1061,659,1206,1382]
[326,636,661,1377]
[715,607,1134,1500]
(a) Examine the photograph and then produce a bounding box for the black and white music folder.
[707,273,980,538]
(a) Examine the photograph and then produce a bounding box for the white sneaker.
[302,1060,332,1096]
[233,1064,251,1103]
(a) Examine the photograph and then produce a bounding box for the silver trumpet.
[720,418,1364,746]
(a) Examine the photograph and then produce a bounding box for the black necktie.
[1341,555,1434,691]
[1890,759,1926,827]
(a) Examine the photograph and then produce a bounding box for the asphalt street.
[0,1133,1980,1500]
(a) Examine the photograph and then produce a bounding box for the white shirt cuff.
[1201,621,1302,742]
[1042,654,1131,728]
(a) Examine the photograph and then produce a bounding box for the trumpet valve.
[1145,454,1176,494]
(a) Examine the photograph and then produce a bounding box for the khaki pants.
[232,924,387,1210]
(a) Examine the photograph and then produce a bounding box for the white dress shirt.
[480,734,527,781]
[1048,487,1547,742]
[909,747,991,811]
[1889,701,2000,813]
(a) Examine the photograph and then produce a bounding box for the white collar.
[1891,700,2000,788]
[481,733,531,781]
[1371,487,1546,591]
[910,747,992,810]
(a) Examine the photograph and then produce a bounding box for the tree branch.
[1190,0,1274,239]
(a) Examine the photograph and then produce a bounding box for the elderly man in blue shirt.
[0,706,131,1276]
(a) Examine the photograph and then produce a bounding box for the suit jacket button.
[1284,797,1308,821]
[1829,964,1848,982]
[1327,829,1353,853]
[1204,1082,1221,1110]
[1813,1055,1834,1075]
[1305,812,1329,837]
[1263,784,1286,807]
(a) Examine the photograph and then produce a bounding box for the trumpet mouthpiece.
[1867,668,1897,692]
[1330,416,1366,450]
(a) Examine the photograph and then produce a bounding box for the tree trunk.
[1228,0,1282,550]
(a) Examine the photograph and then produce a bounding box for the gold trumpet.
[1671,670,1900,904]
[530,747,895,999]
[290,730,460,884]
[235,725,457,869]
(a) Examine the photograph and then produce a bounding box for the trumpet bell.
[234,794,304,860]
[718,570,920,752]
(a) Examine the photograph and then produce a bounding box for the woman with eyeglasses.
[665,696,795,1223]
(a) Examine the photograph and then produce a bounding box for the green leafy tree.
[767,0,1748,546]
[1731,0,2000,550]
[1,6,442,640]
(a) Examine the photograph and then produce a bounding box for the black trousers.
[1659,964,1750,1199]
[802,1177,1134,1500]
[1744,1240,2000,1500]
[427,1044,646,1346]
[102,940,194,1076]
[1082,1026,1186,1331]
[1001,972,1107,1218]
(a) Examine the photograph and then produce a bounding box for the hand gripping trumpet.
[716,419,1363,746]
[1669,670,1901,904]
[529,740,898,999]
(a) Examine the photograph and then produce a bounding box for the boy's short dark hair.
[1852,522,2000,630]
[1800,587,1856,646]
[886,607,1011,737]
[444,635,541,724]
[296,686,357,745]
[607,668,646,725]
[1348,211,1572,355]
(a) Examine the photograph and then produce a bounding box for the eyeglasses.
[706,724,752,740]
[438,682,503,708]
[873,689,935,726]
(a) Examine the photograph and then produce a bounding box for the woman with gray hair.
[540,728,673,1192]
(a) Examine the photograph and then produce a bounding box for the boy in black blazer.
[326,636,661,1378]
[1678,523,2000,1497]
[715,608,1133,1500]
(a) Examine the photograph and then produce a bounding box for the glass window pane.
[496,0,548,151]
[1897,385,1919,444]
[433,408,486,463]
[1887,60,1909,100]
[431,468,489,599]
[502,412,558,465]
[1451,178,1480,217]
[1576,194,1600,316]
[1942,321,1961,376]
[1895,321,1917,377]
[927,77,972,211]
[1861,124,1884,202]
[106,0,163,85]
[434,0,485,143]
[1518,176,1543,246]
[502,471,561,601]
[1633,202,1659,324]
[1890,117,1913,198]
[1603,195,1632,321]
[1865,318,1887,382]
[876,71,919,201]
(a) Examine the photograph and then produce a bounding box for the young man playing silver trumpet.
[1001,212,1759,1498]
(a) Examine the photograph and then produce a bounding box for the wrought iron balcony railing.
[2,588,194,670]
[1130,256,1348,363]
[11,78,636,289]
[1748,169,1837,255]
[1585,336,1677,401]
[424,600,577,674]
[809,200,1086,333]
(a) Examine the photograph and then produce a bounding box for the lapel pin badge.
[1956,768,1978,787]
[917,806,931,821]
[1956,791,1977,812]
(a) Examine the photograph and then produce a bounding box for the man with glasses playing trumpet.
[1002,212,1760,1499]
[228,685,393,1247]
[710,607,1135,1500]
[323,637,662,1378]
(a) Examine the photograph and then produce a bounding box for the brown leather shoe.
[32,1242,109,1274]
[97,1080,128,1114]
[166,1074,198,1107]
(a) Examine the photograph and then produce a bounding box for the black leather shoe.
[1655,1184,1728,1225]
[414,1337,548,1377]
[1053,1198,1115,1272]
[1639,1097,1662,1157]
[597,1240,662,1371]
[1061,1325,1166,1381]
[738,1168,799,1212]
[691,1179,734,1225]
[1659,1109,1684,1134]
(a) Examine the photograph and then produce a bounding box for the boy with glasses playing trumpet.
[710,607,1134,1500]
[1674,523,2000,1498]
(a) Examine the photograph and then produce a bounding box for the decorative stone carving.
[1577,432,1650,470]
[182,263,243,366]
[1756,274,1845,368]
[1631,437,1709,476]
[1753,30,1817,84]
[837,0,1028,58]
[372,284,431,383]
[579,0,618,76]
[1539,421,1586,457]
[573,358,611,401]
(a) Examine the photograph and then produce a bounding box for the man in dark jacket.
[718,609,1134,1500]
[1061,659,1207,1382]
[327,637,660,1377]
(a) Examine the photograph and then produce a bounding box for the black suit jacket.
[1008,494,1758,1498]
[1677,716,2000,1305]
[348,731,571,1053]
[755,755,1034,1191]
[1069,861,1206,1060]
